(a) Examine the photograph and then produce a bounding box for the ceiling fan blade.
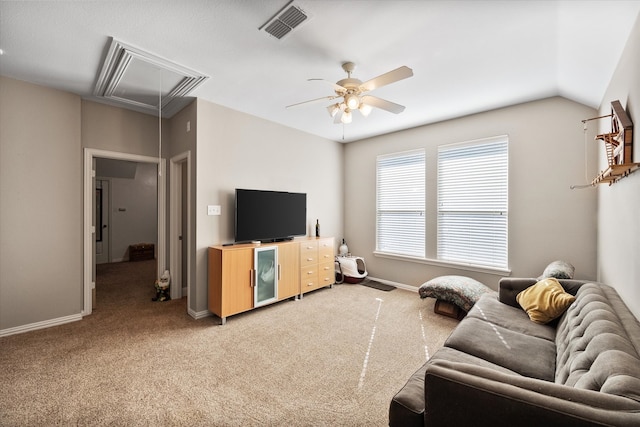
[286,95,337,109]
[308,78,347,94]
[359,66,413,92]
[361,95,406,114]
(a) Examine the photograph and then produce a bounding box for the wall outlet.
[207,205,221,216]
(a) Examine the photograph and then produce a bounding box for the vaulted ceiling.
[1,1,639,142]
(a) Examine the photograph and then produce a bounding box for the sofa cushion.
[429,347,521,375]
[419,275,494,312]
[444,317,557,381]
[516,278,576,324]
[555,283,640,403]
[468,293,557,341]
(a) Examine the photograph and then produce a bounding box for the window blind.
[437,138,508,269]
[376,149,425,257]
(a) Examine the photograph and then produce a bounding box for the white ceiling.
[1,1,639,143]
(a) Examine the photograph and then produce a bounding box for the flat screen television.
[234,189,307,243]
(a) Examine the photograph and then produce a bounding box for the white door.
[95,179,110,264]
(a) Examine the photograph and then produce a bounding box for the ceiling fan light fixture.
[345,93,360,110]
[341,109,353,124]
[359,103,372,117]
[327,103,340,117]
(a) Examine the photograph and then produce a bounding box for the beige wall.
[0,76,82,330]
[3,20,638,331]
[597,14,640,318]
[344,97,599,290]
[82,100,163,157]
[167,100,197,311]
[193,99,344,314]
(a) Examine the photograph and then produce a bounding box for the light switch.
[207,205,221,216]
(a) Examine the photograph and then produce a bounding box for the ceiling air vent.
[260,1,309,40]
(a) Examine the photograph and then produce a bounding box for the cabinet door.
[254,246,278,307]
[278,242,300,300]
[221,248,254,317]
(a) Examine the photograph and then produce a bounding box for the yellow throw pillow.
[516,278,576,324]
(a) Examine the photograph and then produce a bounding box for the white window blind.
[376,149,425,257]
[437,137,508,269]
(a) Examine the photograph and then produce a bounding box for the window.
[376,149,425,257]
[437,137,508,269]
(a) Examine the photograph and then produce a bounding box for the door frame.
[169,151,192,302]
[95,179,111,264]
[83,148,166,316]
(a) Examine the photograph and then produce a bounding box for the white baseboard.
[367,276,418,292]
[0,313,83,338]
[188,308,212,320]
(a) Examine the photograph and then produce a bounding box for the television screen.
[235,189,307,243]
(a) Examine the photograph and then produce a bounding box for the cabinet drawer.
[300,241,318,267]
[318,239,334,261]
[318,238,333,251]
[300,253,317,267]
[300,266,318,289]
[300,241,318,255]
[318,249,333,264]
[318,261,335,286]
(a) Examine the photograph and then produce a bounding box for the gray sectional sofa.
[389,278,640,426]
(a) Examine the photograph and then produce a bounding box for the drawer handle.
[323,266,330,270]
[307,258,313,261]
[306,246,314,249]
[307,282,313,286]
[307,271,314,275]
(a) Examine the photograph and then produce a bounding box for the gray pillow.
[538,260,575,280]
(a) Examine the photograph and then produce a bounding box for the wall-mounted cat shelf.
[584,100,638,186]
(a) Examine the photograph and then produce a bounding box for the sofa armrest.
[499,278,589,307]
[424,360,640,426]
[498,278,537,307]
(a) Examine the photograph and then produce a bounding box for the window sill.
[373,251,512,276]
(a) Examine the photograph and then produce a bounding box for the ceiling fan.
[287,62,413,124]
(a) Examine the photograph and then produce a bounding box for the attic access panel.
[109,57,186,108]
[94,38,208,117]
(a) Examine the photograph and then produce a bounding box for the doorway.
[83,148,166,316]
[95,179,110,265]
[170,151,191,302]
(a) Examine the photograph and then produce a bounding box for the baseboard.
[367,276,417,292]
[0,313,83,338]
[188,308,212,320]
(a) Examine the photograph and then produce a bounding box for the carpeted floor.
[0,260,459,426]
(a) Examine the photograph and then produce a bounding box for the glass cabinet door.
[254,246,278,307]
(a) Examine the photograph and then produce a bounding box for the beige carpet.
[0,260,459,426]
